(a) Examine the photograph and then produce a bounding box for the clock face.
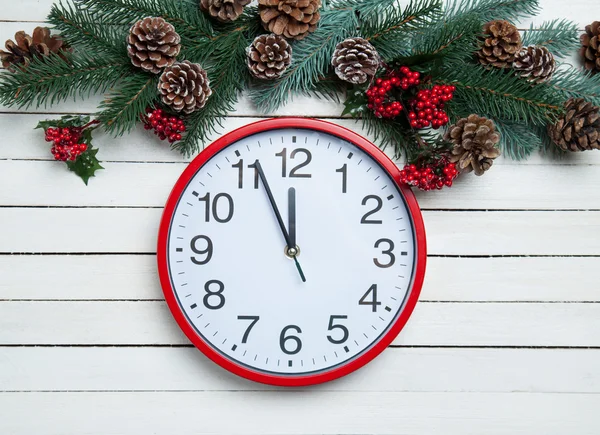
[158,118,426,386]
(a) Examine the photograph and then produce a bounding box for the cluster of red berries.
[366,67,421,119]
[45,126,90,162]
[142,108,186,143]
[407,85,455,129]
[399,160,459,191]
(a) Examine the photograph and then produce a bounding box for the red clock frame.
[157,117,427,387]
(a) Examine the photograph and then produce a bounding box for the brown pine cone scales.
[331,37,380,85]
[444,115,501,176]
[0,27,67,71]
[158,61,212,114]
[127,17,181,74]
[477,20,522,68]
[581,21,600,74]
[200,0,251,22]
[247,34,292,80]
[513,46,556,83]
[548,98,600,151]
[259,0,322,41]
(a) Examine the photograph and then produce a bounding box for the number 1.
[336,164,347,193]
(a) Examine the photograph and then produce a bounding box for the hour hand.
[288,187,297,254]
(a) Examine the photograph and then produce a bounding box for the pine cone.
[0,27,66,72]
[158,61,212,114]
[247,34,292,80]
[127,17,181,74]
[548,98,600,151]
[445,115,501,176]
[581,21,600,74]
[200,0,251,22]
[331,37,380,85]
[477,20,522,68]
[513,46,556,83]
[259,0,322,41]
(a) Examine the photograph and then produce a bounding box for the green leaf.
[66,143,104,185]
[36,115,92,131]
[342,87,369,117]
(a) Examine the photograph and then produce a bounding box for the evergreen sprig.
[494,119,541,160]
[521,20,580,58]
[548,67,600,106]
[175,28,253,155]
[249,8,358,112]
[438,66,564,126]
[362,0,443,62]
[0,52,129,109]
[48,2,128,58]
[74,0,214,42]
[97,73,159,135]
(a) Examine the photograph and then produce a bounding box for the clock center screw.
[285,246,300,258]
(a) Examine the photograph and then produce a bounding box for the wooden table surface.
[1,1,599,434]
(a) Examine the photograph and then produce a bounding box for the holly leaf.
[65,128,103,185]
[35,115,91,130]
[342,86,369,117]
[66,144,103,185]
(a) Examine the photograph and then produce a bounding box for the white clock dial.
[165,128,418,376]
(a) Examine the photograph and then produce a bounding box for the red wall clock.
[157,118,426,386]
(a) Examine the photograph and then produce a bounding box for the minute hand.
[255,160,294,248]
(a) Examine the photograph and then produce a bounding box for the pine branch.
[48,2,128,58]
[329,0,396,18]
[0,52,130,109]
[444,0,540,23]
[411,0,539,63]
[437,66,564,126]
[547,66,600,106]
[174,30,252,156]
[521,20,580,58]
[97,73,159,135]
[74,0,214,43]
[362,0,443,62]
[249,9,358,112]
[494,119,541,160]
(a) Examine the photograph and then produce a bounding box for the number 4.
[359,284,381,312]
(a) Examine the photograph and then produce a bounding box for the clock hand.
[288,187,297,250]
[255,160,306,283]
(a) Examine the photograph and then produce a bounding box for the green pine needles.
[0,0,593,164]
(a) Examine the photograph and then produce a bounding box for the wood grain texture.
[1,392,599,435]
[1,208,599,255]
[1,0,600,433]
[1,347,599,393]
[2,255,597,301]
[2,160,600,209]
[1,301,599,346]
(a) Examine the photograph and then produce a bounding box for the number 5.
[327,315,349,344]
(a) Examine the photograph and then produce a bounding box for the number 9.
[190,235,213,265]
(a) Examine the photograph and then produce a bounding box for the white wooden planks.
[1,208,599,254]
[2,159,600,209]
[1,347,599,393]
[2,255,597,301]
[1,392,599,435]
[1,301,599,346]
[1,0,600,434]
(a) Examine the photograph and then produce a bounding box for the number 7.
[237,316,260,343]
